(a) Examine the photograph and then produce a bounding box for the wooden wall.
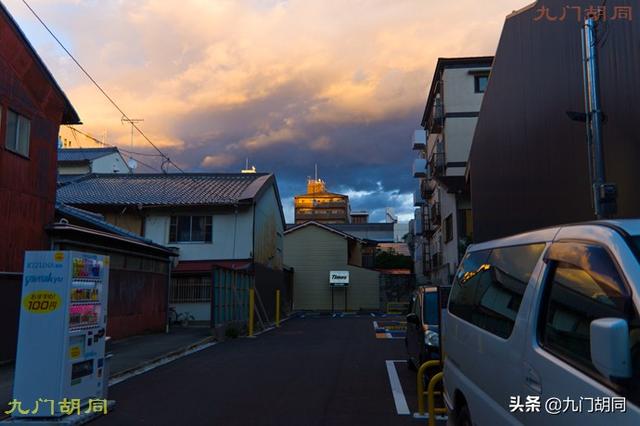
[469,0,640,242]
[0,9,68,272]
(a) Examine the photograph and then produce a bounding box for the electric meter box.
[12,251,109,417]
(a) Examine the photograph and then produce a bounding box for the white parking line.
[385,360,410,416]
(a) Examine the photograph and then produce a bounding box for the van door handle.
[524,365,542,394]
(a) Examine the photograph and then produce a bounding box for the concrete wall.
[439,189,458,276]
[58,164,90,175]
[172,302,210,322]
[253,184,284,270]
[284,225,380,311]
[442,67,486,113]
[443,117,479,176]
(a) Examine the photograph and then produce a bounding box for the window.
[169,216,212,243]
[444,214,453,243]
[539,242,640,399]
[5,109,31,157]
[474,75,489,93]
[449,244,545,338]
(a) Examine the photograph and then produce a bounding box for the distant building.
[294,178,350,224]
[350,211,369,224]
[412,56,493,285]
[284,221,380,311]
[58,147,131,176]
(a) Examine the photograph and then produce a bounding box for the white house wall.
[144,208,254,261]
[443,117,479,176]
[91,153,131,174]
[442,68,485,113]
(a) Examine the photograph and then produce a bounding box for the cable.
[65,126,162,157]
[65,127,163,172]
[20,0,186,174]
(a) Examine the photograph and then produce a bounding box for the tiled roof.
[58,147,119,162]
[57,174,90,186]
[57,173,272,207]
[54,203,174,254]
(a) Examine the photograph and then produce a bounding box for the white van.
[443,220,640,426]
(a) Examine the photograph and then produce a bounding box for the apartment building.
[411,56,493,285]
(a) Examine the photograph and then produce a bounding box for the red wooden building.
[0,3,80,362]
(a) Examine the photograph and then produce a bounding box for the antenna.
[315,163,318,181]
[121,117,144,151]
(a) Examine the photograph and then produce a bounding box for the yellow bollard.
[275,289,281,327]
[417,360,441,415]
[427,372,446,426]
[248,288,255,337]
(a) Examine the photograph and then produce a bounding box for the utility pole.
[580,17,617,219]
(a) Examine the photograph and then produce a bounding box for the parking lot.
[94,314,443,425]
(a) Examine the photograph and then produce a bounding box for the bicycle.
[168,307,195,328]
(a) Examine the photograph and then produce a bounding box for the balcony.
[412,129,427,150]
[413,158,427,178]
[428,98,444,133]
[414,207,423,235]
[422,178,436,197]
[430,202,441,226]
[429,151,445,177]
[413,188,426,206]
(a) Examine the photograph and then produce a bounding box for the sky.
[5,0,528,223]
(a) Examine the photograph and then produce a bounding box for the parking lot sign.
[329,271,349,286]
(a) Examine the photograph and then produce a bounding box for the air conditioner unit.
[412,129,427,150]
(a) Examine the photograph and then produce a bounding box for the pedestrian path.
[1,327,213,419]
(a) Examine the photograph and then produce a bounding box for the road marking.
[385,360,410,416]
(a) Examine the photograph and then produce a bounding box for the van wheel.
[456,403,471,426]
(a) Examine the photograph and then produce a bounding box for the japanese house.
[57,147,132,177]
[0,2,80,362]
[57,172,288,323]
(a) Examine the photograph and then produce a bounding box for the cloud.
[201,153,237,168]
[4,0,526,220]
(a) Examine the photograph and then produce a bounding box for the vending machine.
[12,251,109,418]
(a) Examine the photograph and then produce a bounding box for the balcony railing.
[430,202,441,226]
[430,151,445,177]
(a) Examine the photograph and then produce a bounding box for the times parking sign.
[329,271,349,286]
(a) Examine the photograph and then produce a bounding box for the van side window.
[449,244,545,338]
[540,243,640,399]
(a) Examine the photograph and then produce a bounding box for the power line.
[65,126,162,157]
[20,0,185,174]
[64,127,162,173]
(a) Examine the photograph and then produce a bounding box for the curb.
[108,335,217,386]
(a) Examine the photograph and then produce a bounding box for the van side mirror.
[406,313,419,325]
[590,318,632,380]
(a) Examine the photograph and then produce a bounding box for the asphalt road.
[93,314,429,426]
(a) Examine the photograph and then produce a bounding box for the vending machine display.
[13,251,110,418]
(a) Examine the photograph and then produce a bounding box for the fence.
[211,267,252,326]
